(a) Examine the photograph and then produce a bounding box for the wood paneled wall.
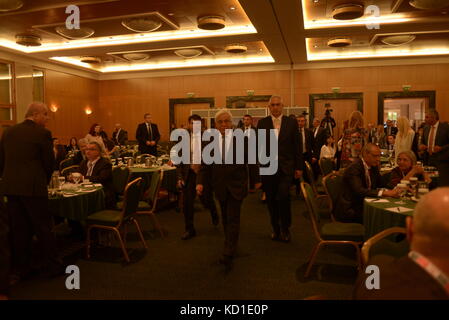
[45,69,99,144]
[45,63,449,142]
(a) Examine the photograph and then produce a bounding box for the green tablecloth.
[49,186,105,221]
[129,166,177,193]
[363,198,415,239]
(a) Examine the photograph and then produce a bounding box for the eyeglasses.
[270,103,281,107]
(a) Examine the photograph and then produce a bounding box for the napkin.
[63,193,77,197]
[365,198,389,203]
[385,206,414,213]
[93,183,102,187]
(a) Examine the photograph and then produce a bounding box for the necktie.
[87,162,94,176]
[274,118,280,130]
[314,128,318,138]
[428,126,436,154]
[301,128,306,153]
[147,124,153,140]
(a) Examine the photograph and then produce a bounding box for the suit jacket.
[335,158,388,222]
[112,129,128,146]
[257,115,303,176]
[312,127,328,158]
[136,122,160,155]
[354,255,449,300]
[384,126,398,136]
[79,157,115,208]
[0,119,55,197]
[423,122,449,163]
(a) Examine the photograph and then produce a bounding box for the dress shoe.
[271,232,280,241]
[181,231,196,240]
[280,230,291,243]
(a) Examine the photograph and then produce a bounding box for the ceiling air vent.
[55,26,94,39]
[381,35,416,46]
[327,37,352,48]
[15,33,41,46]
[0,0,23,12]
[121,17,162,33]
[225,44,247,53]
[332,3,364,20]
[80,56,101,64]
[174,48,203,58]
[122,53,150,62]
[409,0,449,10]
[197,15,225,30]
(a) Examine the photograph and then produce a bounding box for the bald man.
[354,187,449,299]
[0,102,62,283]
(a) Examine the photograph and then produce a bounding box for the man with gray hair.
[354,187,449,299]
[0,102,62,283]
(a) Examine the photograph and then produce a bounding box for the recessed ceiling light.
[15,33,41,46]
[174,48,203,58]
[332,3,364,20]
[381,35,416,46]
[409,0,449,10]
[55,26,95,39]
[122,17,163,33]
[197,15,225,30]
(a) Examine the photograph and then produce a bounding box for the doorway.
[383,98,428,129]
[169,97,214,131]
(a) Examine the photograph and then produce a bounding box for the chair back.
[322,172,343,219]
[136,153,153,164]
[361,227,408,265]
[304,161,318,194]
[112,166,130,195]
[120,178,143,222]
[300,182,322,240]
[61,165,80,178]
[144,169,164,212]
[59,157,74,172]
[319,158,335,176]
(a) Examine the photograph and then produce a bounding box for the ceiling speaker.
[55,26,95,39]
[0,0,23,12]
[225,44,247,53]
[121,17,162,33]
[409,0,449,10]
[332,3,364,20]
[80,56,101,64]
[327,37,352,47]
[197,15,225,30]
[15,33,41,46]
[381,35,416,46]
[122,53,150,62]
[174,48,203,58]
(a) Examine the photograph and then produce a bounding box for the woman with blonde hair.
[340,111,367,168]
[394,116,415,162]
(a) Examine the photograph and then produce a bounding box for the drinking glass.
[71,172,82,186]
[58,176,65,190]
[396,183,407,204]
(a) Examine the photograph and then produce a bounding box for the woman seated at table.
[388,150,430,188]
[66,137,79,153]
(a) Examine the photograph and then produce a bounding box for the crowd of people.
[1,98,448,299]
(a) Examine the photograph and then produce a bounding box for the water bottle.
[145,158,151,167]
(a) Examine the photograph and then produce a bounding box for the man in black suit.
[197,109,260,270]
[136,113,160,156]
[419,109,449,186]
[79,142,115,209]
[257,96,303,243]
[242,114,258,192]
[176,114,218,240]
[112,123,128,146]
[293,114,314,194]
[0,102,61,281]
[336,143,399,223]
[384,119,398,137]
[72,138,87,165]
[354,187,449,300]
[311,118,328,157]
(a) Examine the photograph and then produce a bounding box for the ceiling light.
[0,0,23,12]
[174,48,203,58]
[55,26,95,39]
[15,33,41,46]
[229,6,236,10]
[122,53,150,61]
[168,13,174,16]
[121,17,162,33]
[409,0,449,10]
[332,3,364,20]
[197,15,225,30]
[327,38,352,47]
[381,35,416,46]
[225,44,247,53]
[80,56,101,64]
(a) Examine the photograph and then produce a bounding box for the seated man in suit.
[79,142,115,209]
[112,123,128,146]
[336,143,399,223]
[354,187,449,300]
[72,138,88,165]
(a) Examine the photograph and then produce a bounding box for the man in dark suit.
[336,143,399,223]
[72,138,87,165]
[367,123,376,144]
[0,102,61,281]
[257,96,303,243]
[136,113,160,156]
[293,114,314,194]
[197,109,260,270]
[79,142,115,209]
[354,187,449,300]
[242,114,258,192]
[112,123,128,146]
[384,119,398,137]
[176,114,218,240]
[419,109,449,186]
[311,117,328,176]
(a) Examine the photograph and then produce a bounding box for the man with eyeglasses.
[257,95,303,243]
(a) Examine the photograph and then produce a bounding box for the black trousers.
[0,197,9,294]
[6,195,57,276]
[263,171,292,234]
[139,145,157,157]
[218,191,242,258]
[438,162,449,187]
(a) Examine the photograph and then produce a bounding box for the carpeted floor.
[9,190,359,300]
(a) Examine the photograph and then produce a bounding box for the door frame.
[377,90,436,124]
[226,95,272,108]
[309,92,363,120]
[169,97,215,129]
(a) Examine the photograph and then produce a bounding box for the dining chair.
[322,172,345,222]
[112,166,130,200]
[361,227,408,266]
[59,157,74,173]
[319,158,335,177]
[136,153,153,164]
[300,182,364,278]
[86,177,147,263]
[60,165,80,178]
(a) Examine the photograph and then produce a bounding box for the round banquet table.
[363,197,416,239]
[128,165,177,193]
[49,185,105,221]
